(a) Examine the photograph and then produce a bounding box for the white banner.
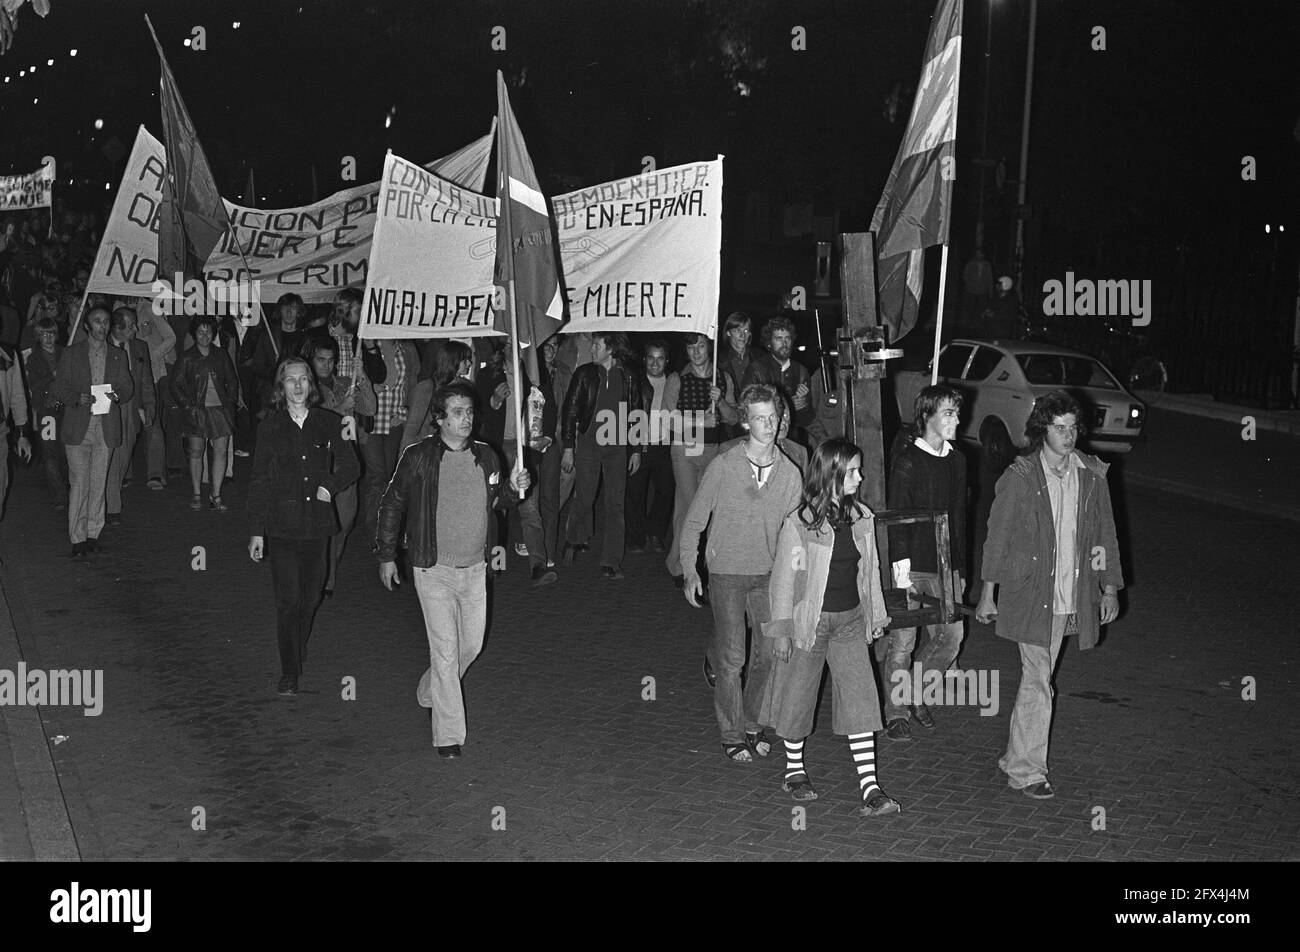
[0,162,54,210]
[361,155,723,339]
[552,157,722,336]
[360,151,503,339]
[86,125,494,304]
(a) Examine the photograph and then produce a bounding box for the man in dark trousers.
[976,390,1124,799]
[375,381,530,759]
[881,384,968,740]
[104,306,156,527]
[53,306,134,556]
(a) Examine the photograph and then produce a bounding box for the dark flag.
[870,0,963,342]
[494,70,564,387]
[145,16,227,284]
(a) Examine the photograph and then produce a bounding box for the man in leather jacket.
[559,332,650,580]
[375,380,529,759]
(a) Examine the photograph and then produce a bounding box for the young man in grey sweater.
[679,384,803,762]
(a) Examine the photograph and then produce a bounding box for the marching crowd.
[0,224,1124,813]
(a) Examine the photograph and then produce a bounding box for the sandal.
[782,774,819,801]
[189,494,202,511]
[746,730,772,758]
[209,495,228,512]
[722,742,754,763]
[858,791,902,817]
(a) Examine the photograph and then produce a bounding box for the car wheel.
[980,419,1016,473]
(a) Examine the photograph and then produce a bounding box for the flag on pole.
[869,0,963,343]
[494,70,564,387]
[145,15,227,284]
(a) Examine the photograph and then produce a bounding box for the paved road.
[0,441,1296,861]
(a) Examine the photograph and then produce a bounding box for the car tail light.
[1127,404,1145,429]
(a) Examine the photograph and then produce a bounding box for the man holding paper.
[53,306,134,557]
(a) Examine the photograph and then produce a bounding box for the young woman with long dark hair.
[763,437,901,816]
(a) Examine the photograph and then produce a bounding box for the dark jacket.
[52,339,135,447]
[716,344,773,399]
[756,350,814,430]
[560,360,651,450]
[23,343,62,415]
[170,345,240,415]
[247,407,361,539]
[887,436,967,575]
[373,437,523,567]
[981,450,1124,650]
[115,337,157,423]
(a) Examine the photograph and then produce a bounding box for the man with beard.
[756,315,813,445]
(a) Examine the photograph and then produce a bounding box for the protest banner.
[360,151,503,339]
[0,161,55,211]
[85,124,494,305]
[551,157,722,336]
[360,155,724,340]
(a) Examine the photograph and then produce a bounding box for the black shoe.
[69,542,86,558]
[531,564,558,587]
[912,703,936,730]
[885,718,912,741]
[1022,781,1055,799]
[562,543,586,567]
[106,513,122,528]
[703,656,716,687]
[437,744,462,759]
[600,565,625,580]
[276,677,298,697]
[85,537,100,555]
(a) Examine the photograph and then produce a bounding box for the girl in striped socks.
[761,438,901,816]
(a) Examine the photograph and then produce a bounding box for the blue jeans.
[881,570,965,721]
[708,573,773,746]
[1000,613,1067,788]
[764,605,883,739]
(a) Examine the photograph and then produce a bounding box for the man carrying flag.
[870,0,963,348]
[494,70,566,581]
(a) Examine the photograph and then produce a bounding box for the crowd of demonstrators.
[247,356,360,697]
[880,384,968,740]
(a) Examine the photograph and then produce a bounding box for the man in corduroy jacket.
[976,390,1124,800]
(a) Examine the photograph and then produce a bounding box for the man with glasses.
[976,390,1124,800]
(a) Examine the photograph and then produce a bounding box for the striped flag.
[870,0,963,342]
[494,70,564,386]
[145,16,227,285]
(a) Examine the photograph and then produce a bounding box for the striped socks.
[848,732,879,801]
[784,739,806,783]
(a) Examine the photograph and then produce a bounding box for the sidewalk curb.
[1123,470,1300,525]
[1142,392,1300,436]
[0,562,81,861]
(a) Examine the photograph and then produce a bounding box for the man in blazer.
[53,306,134,556]
[104,306,156,526]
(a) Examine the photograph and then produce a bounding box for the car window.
[936,344,973,379]
[965,346,1003,382]
[1016,354,1122,389]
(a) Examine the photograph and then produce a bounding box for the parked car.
[893,338,1146,471]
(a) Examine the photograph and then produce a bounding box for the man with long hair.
[881,384,968,740]
[763,438,900,815]
[678,383,802,763]
[247,356,360,696]
[560,331,649,580]
[976,390,1124,799]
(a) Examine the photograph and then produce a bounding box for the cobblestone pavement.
[0,450,1296,862]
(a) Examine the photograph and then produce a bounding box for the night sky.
[2,0,1296,295]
